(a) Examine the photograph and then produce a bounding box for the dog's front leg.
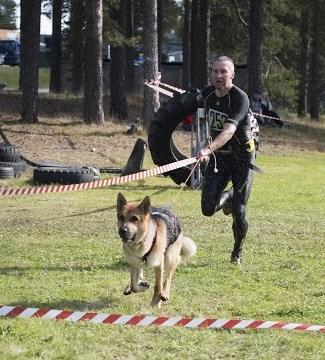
[151,263,164,308]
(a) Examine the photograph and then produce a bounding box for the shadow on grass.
[7,297,119,312]
[36,188,175,221]
[0,259,129,276]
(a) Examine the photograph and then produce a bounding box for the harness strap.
[141,230,157,263]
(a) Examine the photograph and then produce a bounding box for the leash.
[0,157,198,198]
[170,158,201,206]
[164,158,200,218]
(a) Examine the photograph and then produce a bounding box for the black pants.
[201,151,255,258]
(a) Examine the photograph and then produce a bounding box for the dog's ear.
[117,193,127,212]
[139,196,151,215]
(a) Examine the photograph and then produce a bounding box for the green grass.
[0,65,50,89]
[0,151,324,359]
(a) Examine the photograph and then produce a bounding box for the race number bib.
[208,109,227,132]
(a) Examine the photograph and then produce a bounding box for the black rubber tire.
[33,167,95,185]
[0,160,28,177]
[148,93,197,185]
[0,143,21,162]
[0,166,15,179]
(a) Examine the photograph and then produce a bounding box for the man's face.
[211,60,234,91]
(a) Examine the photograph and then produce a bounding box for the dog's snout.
[119,225,132,241]
[119,226,128,236]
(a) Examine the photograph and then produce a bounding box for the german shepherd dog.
[117,193,197,307]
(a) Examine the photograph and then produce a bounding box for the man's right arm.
[197,123,237,162]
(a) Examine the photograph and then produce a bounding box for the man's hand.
[197,147,212,163]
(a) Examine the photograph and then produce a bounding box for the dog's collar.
[141,229,157,263]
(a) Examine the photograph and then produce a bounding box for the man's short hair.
[210,56,235,73]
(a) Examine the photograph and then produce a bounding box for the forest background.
[0,0,324,126]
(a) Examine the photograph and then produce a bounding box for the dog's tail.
[181,236,197,258]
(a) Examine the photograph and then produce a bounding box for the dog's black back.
[151,207,182,246]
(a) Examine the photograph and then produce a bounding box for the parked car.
[0,40,20,66]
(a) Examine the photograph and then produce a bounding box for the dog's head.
[116,193,151,244]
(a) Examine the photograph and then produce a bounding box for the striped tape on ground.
[0,305,324,332]
[0,157,198,197]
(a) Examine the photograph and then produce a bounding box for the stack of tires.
[0,143,28,179]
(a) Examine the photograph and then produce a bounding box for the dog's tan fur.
[117,193,196,307]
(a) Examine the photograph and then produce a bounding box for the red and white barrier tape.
[1,305,324,332]
[0,157,197,197]
[251,112,284,122]
[145,80,185,97]
[145,81,174,97]
[159,81,186,93]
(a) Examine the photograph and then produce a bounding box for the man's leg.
[222,187,234,215]
[230,162,255,264]
[201,156,230,216]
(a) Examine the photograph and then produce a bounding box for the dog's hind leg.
[138,268,150,290]
[161,240,182,301]
[132,267,150,293]
[124,267,150,295]
[151,263,164,308]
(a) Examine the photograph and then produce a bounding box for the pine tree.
[143,0,159,129]
[20,0,41,123]
[83,0,104,124]
[0,0,17,30]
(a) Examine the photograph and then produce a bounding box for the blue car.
[0,40,20,66]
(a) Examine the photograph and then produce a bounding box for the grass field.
[0,66,49,90]
[0,115,324,359]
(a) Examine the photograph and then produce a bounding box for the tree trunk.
[71,0,85,96]
[182,0,191,89]
[143,0,159,129]
[190,0,199,88]
[248,0,264,97]
[110,46,128,120]
[125,0,136,93]
[110,0,128,120]
[49,0,62,93]
[190,0,209,89]
[157,0,163,68]
[297,5,310,118]
[20,0,41,123]
[196,0,209,88]
[309,0,322,121]
[83,0,104,124]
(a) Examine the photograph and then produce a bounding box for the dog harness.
[141,207,182,263]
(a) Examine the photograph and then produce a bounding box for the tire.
[33,167,95,185]
[0,143,21,162]
[0,160,28,177]
[148,93,197,185]
[0,166,15,179]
